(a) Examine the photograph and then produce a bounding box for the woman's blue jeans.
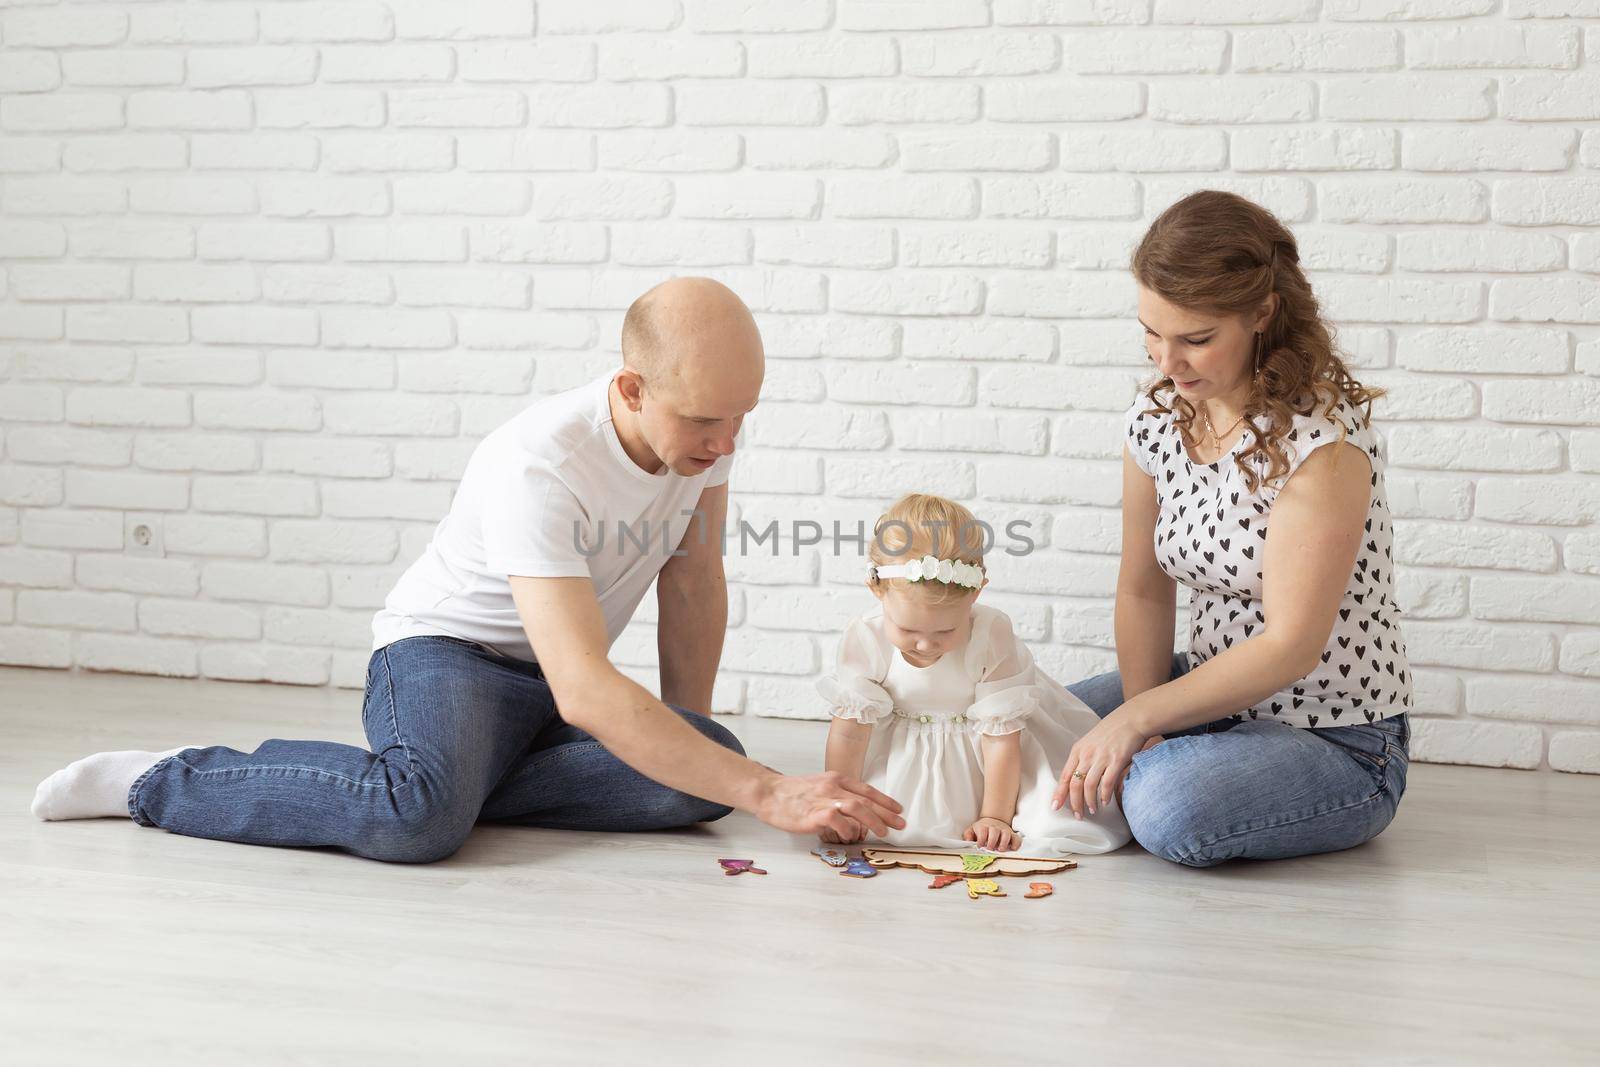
[128,636,744,863]
[1067,653,1410,868]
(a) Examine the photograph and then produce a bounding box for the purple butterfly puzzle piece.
[840,858,878,878]
[718,858,768,876]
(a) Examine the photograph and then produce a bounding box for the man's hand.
[752,771,904,839]
[509,576,907,837]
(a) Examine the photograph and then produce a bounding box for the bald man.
[32,277,905,861]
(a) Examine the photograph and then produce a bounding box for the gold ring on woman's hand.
[1072,771,1087,780]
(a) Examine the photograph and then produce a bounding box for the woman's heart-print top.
[1125,390,1413,729]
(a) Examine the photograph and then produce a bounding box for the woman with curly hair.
[1059,190,1413,868]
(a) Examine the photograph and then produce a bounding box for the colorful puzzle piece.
[1024,882,1054,898]
[810,846,848,868]
[928,874,964,890]
[960,853,997,874]
[840,858,878,878]
[966,878,1006,900]
[718,859,767,876]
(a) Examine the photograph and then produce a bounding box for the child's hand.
[962,817,1019,852]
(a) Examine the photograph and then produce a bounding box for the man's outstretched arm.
[509,574,905,839]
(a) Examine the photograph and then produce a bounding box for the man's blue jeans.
[128,636,743,863]
[1067,653,1410,868]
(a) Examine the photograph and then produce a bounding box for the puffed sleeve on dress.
[963,609,1044,737]
[816,614,895,726]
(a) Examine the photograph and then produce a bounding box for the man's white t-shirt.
[371,368,734,664]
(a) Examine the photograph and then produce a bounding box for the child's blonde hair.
[868,493,986,605]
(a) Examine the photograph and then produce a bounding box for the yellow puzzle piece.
[966,878,1006,900]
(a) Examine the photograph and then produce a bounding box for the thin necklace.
[1200,403,1245,453]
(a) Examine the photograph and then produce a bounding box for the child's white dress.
[817,602,1132,856]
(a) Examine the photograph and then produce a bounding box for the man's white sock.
[31,747,196,821]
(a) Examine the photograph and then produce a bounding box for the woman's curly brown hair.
[1132,190,1383,493]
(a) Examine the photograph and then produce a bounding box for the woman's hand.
[819,822,866,845]
[1052,711,1153,819]
[962,816,1020,852]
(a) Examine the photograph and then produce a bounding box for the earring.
[1253,332,1264,377]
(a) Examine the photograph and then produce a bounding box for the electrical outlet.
[125,513,165,559]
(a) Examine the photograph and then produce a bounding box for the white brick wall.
[2,1,1598,776]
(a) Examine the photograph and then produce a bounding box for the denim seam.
[490,706,720,802]
[1321,737,1390,781]
[484,741,732,827]
[159,764,394,791]
[128,758,418,829]
[380,644,416,775]
[128,650,421,828]
[1171,778,1392,866]
[497,740,605,790]
[1389,716,1411,759]
[482,741,604,821]
[126,752,191,826]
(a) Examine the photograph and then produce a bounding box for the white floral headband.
[871,555,984,590]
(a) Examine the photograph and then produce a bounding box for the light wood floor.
[3,665,1598,1066]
